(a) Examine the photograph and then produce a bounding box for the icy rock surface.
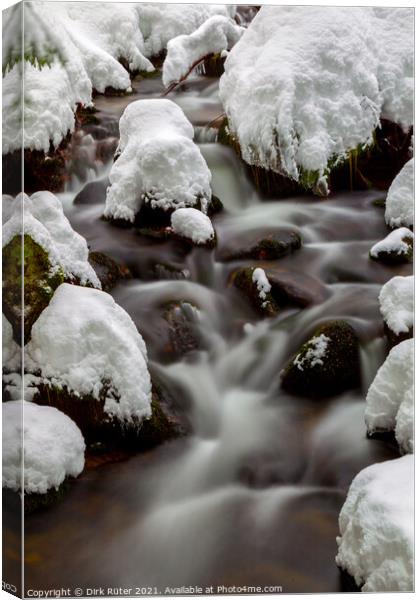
[2,400,85,495]
[2,192,100,288]
[385,159,414,229]
[219,6,413,193]
[365,338,413,453]
[104,99,212,223]
[379,275,413,335]
[336,455,414,591]
[26,283,152,425]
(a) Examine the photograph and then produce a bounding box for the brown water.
[20,73,410,595]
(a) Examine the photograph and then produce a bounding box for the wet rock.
[88,251,131,292]
[31,383,180,450]
[3,480,75,515]
[148,262,190,281]
[281,321,361,398]
[163,302,202,358]
[73,177,108,205]
[231,267,279,317]
[2,235,65,344]
[218,230,301,262]
[267,269,328,308]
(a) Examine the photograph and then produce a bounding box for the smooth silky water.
[22,73,408,594]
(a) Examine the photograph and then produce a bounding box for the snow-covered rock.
[385,159,414,229]
[379,275,413,336]
[171,208,215,245]
[26,283,152,425]
[336,455,414,591]
[365,339,413,453]
[104,99,212,223]
[2,400,85,495]
[219,6,413,194]
[162,15,243,87]
[370,227,413,262]
[136,3,237,59]
[293,334,330,372]
[2,192,100,288]
[2,2,237,154]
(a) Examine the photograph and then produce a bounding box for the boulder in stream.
[281,321,361,398]
[218,229,301,261]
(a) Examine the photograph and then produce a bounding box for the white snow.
[2,192,100,288]
[370,227,413,259]
[252,268,271,303]
[379,275,413,335]
[2,400,85,495]
[365,338,413,454]
[2,314,21,372]
[25,283,152,425]
[104,99,212,223]
[336,454,414,591]
[171,208,215,245]
[293,334,330,371]
[136,3,237,59]
[385,159,414,229]
[162,15,243,87]
[2,2,236,154]
[219,6,413,194]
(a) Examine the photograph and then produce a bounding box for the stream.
[22,71,409,594]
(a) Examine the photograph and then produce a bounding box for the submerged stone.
[281,321,361,398]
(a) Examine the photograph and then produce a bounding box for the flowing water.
[22,73,410,594]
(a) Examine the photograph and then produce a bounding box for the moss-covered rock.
[2,235,65,343]
[88,251,131,292]
[3,480,75,515]
[281,321,361,398]
[231,267,279,317]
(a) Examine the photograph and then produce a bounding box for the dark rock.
[31,383,180,450]
[3,480,75,515]
[369,236,413,264]
[218,230,301,262]
[383,321,413,349]
[281,321,361,398]
[267,269,328,308]
[73,177,109,205]
[88,251,131,292]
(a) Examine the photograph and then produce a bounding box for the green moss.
[2,235,65,343]
[281,320,361,398]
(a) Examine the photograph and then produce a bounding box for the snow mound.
[365,339,413,453]
[219,6,413,193]
[2,192,100,288]
[379,275,413,335]
[336,454,414,591]
[293,334,330,371]
[370,227,413,259]
[385,159,414,228]
[162,15,244,87]
[136,3,237,59]
[2,400,85,495]
[104,99,212,223]
[2,314,20,372]
[171,208,215,244]
[26,283,152,425]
